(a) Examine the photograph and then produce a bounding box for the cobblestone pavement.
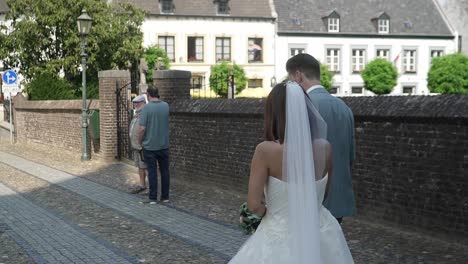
[0,151,246,260]
[0,182,136,264]
[1,140,468,264]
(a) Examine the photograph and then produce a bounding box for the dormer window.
[328,18,339,32]
[375,12,390,34]
[160,0,173,14]
[324,10,340,33]
[217,0,230,15]
[378,19,389,33]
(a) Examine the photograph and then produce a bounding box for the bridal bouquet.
[239,202,263,234]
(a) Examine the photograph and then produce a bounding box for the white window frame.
[378,19,389,33]
[217,0,229,15]
[376,48,391,61]
[430,49,444,59]
[158,36,175,62]
[402,85,416,95]
[328,18,340,32]
[289,44,307,58]
[351,86,364,95]
[187,36,204,62]
[215,37,231,62]
[160,0,173,14]
[402,48,417,73]
[351,48,367,73]
[326,48,341,72]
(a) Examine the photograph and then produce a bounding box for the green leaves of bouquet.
[239,202,263,235]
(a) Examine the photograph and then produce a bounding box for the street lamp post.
[77,9,93,161]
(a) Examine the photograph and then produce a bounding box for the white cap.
[132,94,146,103]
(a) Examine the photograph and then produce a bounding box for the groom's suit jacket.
[308,86,357,218]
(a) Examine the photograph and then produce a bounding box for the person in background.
[129,94,147,194]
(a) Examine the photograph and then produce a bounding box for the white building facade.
[129,0,277,90]
[276,35,457,96]
[274,0,458,96]
[142,16,276,90]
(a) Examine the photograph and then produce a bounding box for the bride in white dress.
[229,82,354,264]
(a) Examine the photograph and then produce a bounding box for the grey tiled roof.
[0,0,9,14]
[117,0,273,18]
[274,0,453,36]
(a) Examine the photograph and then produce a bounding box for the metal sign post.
[9,91,12,144]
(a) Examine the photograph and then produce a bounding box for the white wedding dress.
[229,175,354,264]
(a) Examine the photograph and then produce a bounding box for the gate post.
[153,70,191,103]
[98,70,130,160]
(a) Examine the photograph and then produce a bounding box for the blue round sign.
[2,70,18,85]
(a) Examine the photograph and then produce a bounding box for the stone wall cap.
[154,70,191,79]
[170,98,264,115]
[341,95,468,119]
[14,94,99,110]
[98,70,130,78]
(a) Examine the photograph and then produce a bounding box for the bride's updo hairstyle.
[264,82,287,144]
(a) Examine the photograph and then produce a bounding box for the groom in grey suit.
[286,53,356,223]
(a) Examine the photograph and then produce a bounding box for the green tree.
[25,72,76,100]
[209,62,247,97]
[361,58,398,95]
[320,64,334,91]
[427,53,468,94]
[143,46,171,84]
[1,0,145,96]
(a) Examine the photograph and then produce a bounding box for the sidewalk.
[0,140,467,263]
[0,151,246,260]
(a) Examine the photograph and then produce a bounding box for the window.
[217,0,229,15]
[191,75,205,89]
[378,19,389,33]
[160,0,173,13]
[158,36,175,62]
[351,49,366,73]
[430,50,444,58]
[376,49,390,61]
[328,18,339,32]
[290,48,305,57]
[402,86,415,95]
[216,37,231,61]
[352,86,363,94]
[187,37,203,62]
[248,38,263,63]
[326,48,340,72]
[248,79,263,88]
[329,87,339,94]
[403,49,417,73]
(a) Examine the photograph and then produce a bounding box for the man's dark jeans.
[143,148,170,201]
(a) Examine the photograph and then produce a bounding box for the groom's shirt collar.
[306,85,322,94]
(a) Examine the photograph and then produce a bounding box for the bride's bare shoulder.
[256,141,281,152]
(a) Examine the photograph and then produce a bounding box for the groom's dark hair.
[286,53,321,81]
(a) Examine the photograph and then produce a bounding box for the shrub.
[26,72,76,100]
[143,46,171,84]
[209,62,247,97]
[320,64,334,91]
[427,53,468,94]
[361,58,398,95]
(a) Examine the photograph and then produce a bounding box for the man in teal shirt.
[138,86,170,204]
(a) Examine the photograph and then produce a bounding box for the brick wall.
[13,94,99,153]
[169,95,468,240]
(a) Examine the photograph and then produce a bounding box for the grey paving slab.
[0,183,136,264]
[0,151,247,259]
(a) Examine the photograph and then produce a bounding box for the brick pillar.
[98,70,130,160]
[153,70,191,103]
